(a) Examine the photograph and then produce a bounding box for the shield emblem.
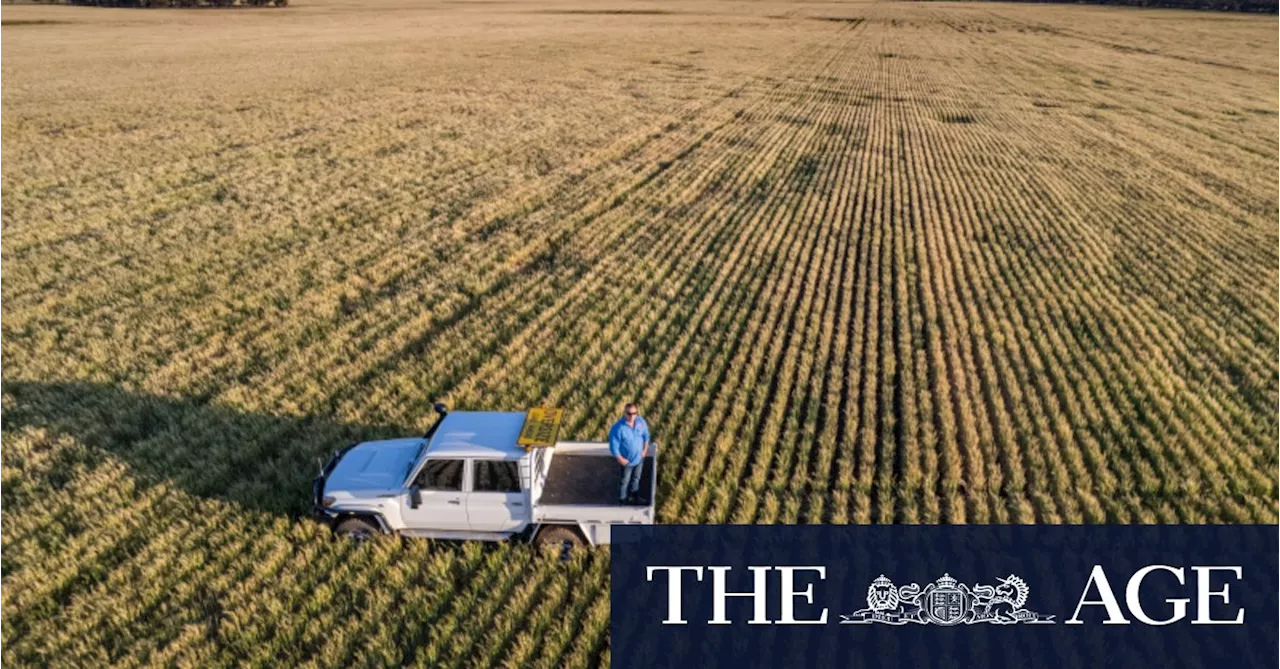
[926,589,967,625]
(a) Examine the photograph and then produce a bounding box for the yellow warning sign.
[518,407,564,448]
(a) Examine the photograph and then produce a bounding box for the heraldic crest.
[840,573,1055,626]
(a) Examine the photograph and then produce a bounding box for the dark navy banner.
[610,525,1277,669]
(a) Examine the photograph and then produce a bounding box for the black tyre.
[534,525,585,553]
[334,517,381,542]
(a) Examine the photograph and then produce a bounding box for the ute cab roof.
[425,411,529,459]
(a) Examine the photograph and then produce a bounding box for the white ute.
[312,407,657,548]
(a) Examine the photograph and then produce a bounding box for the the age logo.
[840,573,1055,626]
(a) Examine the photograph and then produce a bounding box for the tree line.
[46,0,288,7]
[956,0,1276,13]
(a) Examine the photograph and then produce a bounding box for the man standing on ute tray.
[609,403,650,505]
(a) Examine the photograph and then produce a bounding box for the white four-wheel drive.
[313,407,657,548]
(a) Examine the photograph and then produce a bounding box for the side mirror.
[408,485,422,509]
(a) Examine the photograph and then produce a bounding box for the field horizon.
[3,0,1277,665]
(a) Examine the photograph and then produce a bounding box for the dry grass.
[2,0,1277,665]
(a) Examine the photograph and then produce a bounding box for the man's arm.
[609,425,628,466]
[641,422,651,458]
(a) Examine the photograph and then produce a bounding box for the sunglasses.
[626,411,638,417]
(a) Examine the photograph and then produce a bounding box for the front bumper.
[311,444,356,518]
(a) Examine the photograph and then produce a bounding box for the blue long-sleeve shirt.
[608,416,650,466]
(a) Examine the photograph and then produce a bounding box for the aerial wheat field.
[2,0,1277,664]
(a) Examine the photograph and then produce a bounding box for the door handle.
[448,499,462,505]
[512,502,524,507]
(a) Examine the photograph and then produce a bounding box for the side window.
[472,460,521,493]
[417,459,464,491]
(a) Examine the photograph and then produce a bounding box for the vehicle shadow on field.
[2,380,418,517]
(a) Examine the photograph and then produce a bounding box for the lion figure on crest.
[866,575,900,611]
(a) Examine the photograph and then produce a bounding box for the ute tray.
[539,454,654,506]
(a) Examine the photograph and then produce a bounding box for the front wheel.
[334,517,381,542]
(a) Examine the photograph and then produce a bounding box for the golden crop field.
[2,0,1277,665]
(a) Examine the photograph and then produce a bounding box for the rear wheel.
[334,517,381,542]
[534,525,585,555]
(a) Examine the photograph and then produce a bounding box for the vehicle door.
[401,458,470,531]
[466,458,526,532]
